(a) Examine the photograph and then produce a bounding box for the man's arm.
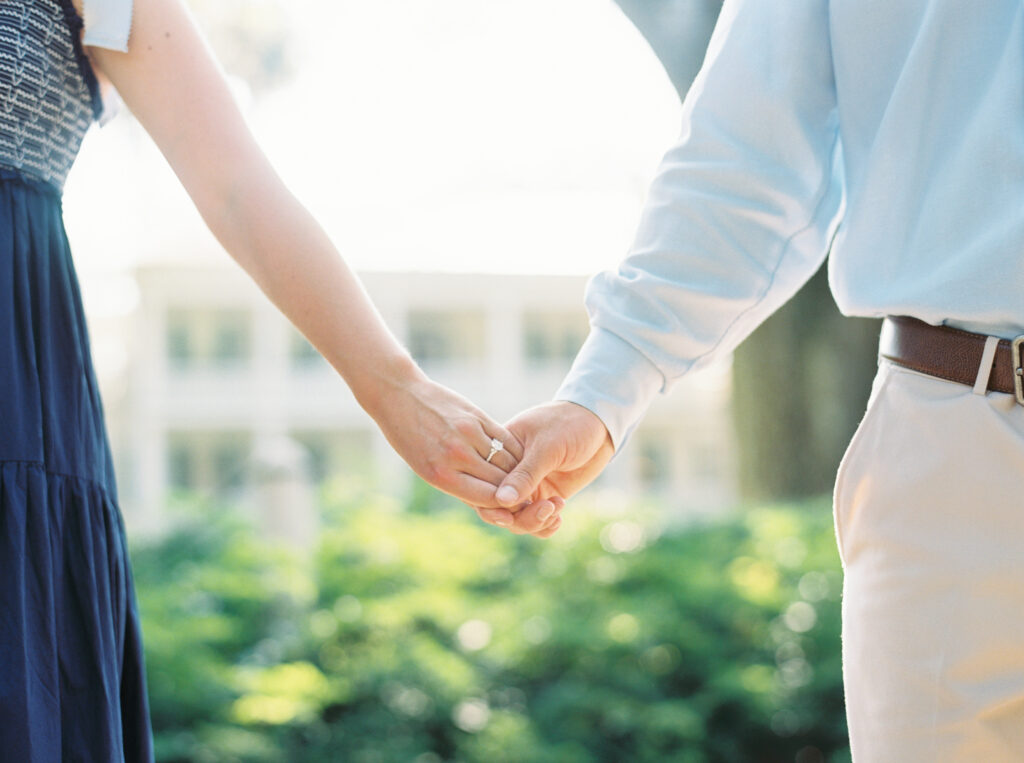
[563,0,842,451]
[497,0,842,529]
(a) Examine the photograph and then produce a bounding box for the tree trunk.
[731,268,881,500]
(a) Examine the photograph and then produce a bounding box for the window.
[210,311,250,367]
[523,311,588,366]
[636,431,673,492]
[407,310,486,366]
[166,431,251,499]
[165,308,252,371]
[289,330,325,371]
[166,310,196,370]
[290,430,374,484]
[212,439,249,491]
[168,438,195,491]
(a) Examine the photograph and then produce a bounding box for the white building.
[102,261,737,534]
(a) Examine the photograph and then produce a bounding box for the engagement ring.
[485,438,504,463]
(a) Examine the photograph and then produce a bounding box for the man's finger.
[532,515,562,539]
[495,440,558,508]
[510,498,559,534]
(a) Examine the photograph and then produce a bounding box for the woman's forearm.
[85,0,562,529]
[85,0,417,417]
[200,152,423,418]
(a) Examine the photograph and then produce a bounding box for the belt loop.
[972,335,1001,395]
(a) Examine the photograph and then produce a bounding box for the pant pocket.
[832,360,896,567]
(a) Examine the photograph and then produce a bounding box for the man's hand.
[492,401,614,536]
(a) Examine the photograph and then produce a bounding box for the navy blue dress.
[0,2,153,760]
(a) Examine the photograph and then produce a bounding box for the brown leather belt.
[879,316,1024,404]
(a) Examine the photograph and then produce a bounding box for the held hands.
[372,365,611,537]
[370,372,540,529]
[474,401,615,538]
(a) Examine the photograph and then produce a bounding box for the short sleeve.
[82,0,134,52]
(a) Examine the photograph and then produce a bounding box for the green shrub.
[131,487,849,763]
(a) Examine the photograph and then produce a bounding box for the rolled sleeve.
[559,0,843,450]
[555,326,665,451]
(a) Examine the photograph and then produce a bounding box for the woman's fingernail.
[496,486,518,505]
[494,514,512,528]
[537,503,555,522]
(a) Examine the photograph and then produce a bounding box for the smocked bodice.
[0,0,101,191]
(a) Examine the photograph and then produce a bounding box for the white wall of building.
[105,261,737,535]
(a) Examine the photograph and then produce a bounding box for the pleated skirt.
[0,170,152,762]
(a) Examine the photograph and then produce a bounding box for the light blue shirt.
[557,0,1024,450]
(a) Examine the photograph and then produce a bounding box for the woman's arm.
[81,0,529,522]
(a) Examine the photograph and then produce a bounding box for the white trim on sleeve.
[82,0,133,52]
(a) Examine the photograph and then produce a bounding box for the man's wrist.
[555,327,664,451]
[555,400,614,452]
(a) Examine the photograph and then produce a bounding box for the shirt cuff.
[554,327,665,452]
[82,0,134,52]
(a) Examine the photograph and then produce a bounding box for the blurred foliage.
[133,487,850,763]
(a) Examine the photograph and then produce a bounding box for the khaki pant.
[834,360,1024,761]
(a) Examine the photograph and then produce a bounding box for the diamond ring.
[485,438,504,463]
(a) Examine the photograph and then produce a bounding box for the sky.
[62,0,682,301]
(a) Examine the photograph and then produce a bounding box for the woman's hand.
[360,359,524,527]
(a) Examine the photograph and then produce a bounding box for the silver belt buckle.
[1013,336,1024,405]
